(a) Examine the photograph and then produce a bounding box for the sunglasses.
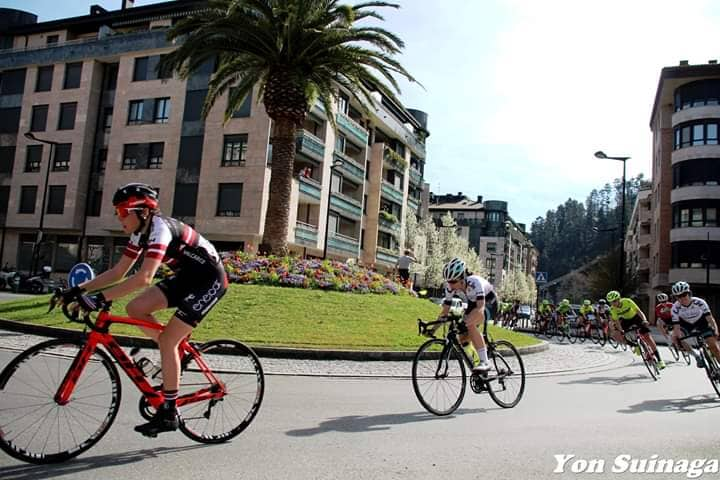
[114,207,139,219]
[675,292,690,299]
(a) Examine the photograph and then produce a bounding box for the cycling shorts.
[156,260,228,327]
[676,317,715,338]
[620,315,650,335]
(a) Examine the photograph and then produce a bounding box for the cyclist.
[438,257,497,372]
[606,290,665,369]
[556,299,573,331]
[654,292,675,347]
[596,299,610,339]
[58,183,228,436]
[578,299,596,336]
[669,281,720,369]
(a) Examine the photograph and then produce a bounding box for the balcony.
[381,181,404,204]
[330,192,362,220]
[638,233,651,247]
[296,130,325,163]
[378,217,400,235]
[670,227,720,243]
[638,258,650,272]
[336,112,369,146]
[334,151,365,183]
[409,167,422,186]
[298,176,322,202]
[376,246,399,265]
[407,197,420,212]
[294,222,318,247]
[328,232,360,255]
[670,185,720,203]
[669,267,720,285]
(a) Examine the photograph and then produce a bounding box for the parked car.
[517,304,532,320]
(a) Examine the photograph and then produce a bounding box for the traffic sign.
[68,263,95,288]
[535,271,548,284]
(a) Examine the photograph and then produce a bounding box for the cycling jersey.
[671,297,712,325]
[655,302,673,322]
[556,303,572,314]
[579,305,595,316]
[539,304,554,315]
[123,214,226,327]
[124,215,220,270]
[443,274,496,313]
[609,298,641,321]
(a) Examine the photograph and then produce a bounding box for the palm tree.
[160,0,417,255]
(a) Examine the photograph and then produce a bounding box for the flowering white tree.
[404,211,486,288]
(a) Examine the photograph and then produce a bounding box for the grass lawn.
[0,285,540,350]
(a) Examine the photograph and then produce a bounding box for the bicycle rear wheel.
[486,340,526,408]
[638,339,659,381]
[178,339,264,443]
[700,345,720,398]
[0,339,121,464]
[412,339,466,416]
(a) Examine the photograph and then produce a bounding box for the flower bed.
[222,252,409,295]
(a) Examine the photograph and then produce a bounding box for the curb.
[0,318,549,361]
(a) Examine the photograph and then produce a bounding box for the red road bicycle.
[0,295,264,464]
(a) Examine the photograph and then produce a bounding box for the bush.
[222,251,410,295]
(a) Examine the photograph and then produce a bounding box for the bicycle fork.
[54,338,101,406]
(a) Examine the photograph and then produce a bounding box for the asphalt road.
[1,347,719,480]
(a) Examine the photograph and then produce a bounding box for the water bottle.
[462,341,480,367]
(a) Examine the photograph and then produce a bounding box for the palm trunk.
[260,117,297,255]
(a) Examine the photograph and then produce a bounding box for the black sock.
[163,389,178,411]
[655,350,662,362]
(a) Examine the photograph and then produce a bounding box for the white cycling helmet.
[656,293,668,302]
[443,257,466,282]
[671,281,691,297]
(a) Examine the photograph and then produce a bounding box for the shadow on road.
[558,373,650,386]
[0,444,208,480]
[285,408,488,437]
[618,394,720,415]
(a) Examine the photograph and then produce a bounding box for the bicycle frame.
[55,310,224,410]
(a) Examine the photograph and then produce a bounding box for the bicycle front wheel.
[638,339,659,381]
[412,339,466,416]
[486,340,526,408]
[668,342,680,362]
[0,339,121,464]
[700,345,720,398]
[178,339,264,443]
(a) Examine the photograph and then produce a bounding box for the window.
[47,186,65,214]
[335,134,346,154]
[25,145,42,172]
[88,189,103,216]
[148,143,163,169]
[0,107,21,133]
[222,135,248,166]
[0,68,26,95]
[128,100,144,124]
[674,121,720,149]
[708,208,717,227]
[35,65,53,92]
[487,242,497,253]
[104,63,118,91]
[153,98,170,123]
[58,102,77,130]
[46,35,59,44]
[217,183,243,216]
[63,62,82,89]
[95,148,107,173]
[172,183,198,217]
[0,146,14,174]
[122,144,139,169]
[337,93,349,114]
[133,56,149,81]
[229,88,252,118]
[183,90,207,122]
[55,236,79,272]
[103,107,113,131]
[53,144,71,171]
[19,186,37,214]
[0,186,9,217]
[30,105,48,132]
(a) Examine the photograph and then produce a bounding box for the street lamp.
[322,158,344,259]
[595,150,630,292]
[24,132,58,276]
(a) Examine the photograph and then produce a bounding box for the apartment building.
[0,2,429,274]
[428,193,537,287]
[624,187,652,310]
[649,60,720,314]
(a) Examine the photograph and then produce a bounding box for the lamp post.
[24,132,58,276]
[322,158,344,260]
[595,150,630,292]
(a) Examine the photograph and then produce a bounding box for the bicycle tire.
[590,326,601,345]
[178,339,264,443]
[681,348,692,365]
[486,340,526,408]
[544,321,555,340]
[607,332,618,349]
[667,342,680,362]
[0,339,121,464]
[700,345,720,398]
[569,325,579,344]
[412,339,466,416]
[638,338,658,381]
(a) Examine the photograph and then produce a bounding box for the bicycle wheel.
[667,342,680,362]
[412,339,466,416]
[557,325,567,344]
[607,332,618,349]
[681,348,692,365]
[544,321,555,340]
[0,339,121,464]
[571,326,581,344]
[486,340,526,408]
[638,339,658,381]
[700,345,720,398]
[178,339,264,443]
[590,326,601,345]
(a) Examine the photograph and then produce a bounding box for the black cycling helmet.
[112,183,159,210]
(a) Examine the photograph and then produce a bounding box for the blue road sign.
[535,271,548,284]
[68,263,95,288]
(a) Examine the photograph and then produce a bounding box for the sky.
[7,0,720,226]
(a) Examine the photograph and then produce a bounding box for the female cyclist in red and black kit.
[59,183,228,436]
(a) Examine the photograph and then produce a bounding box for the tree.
[161,0,417,254]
